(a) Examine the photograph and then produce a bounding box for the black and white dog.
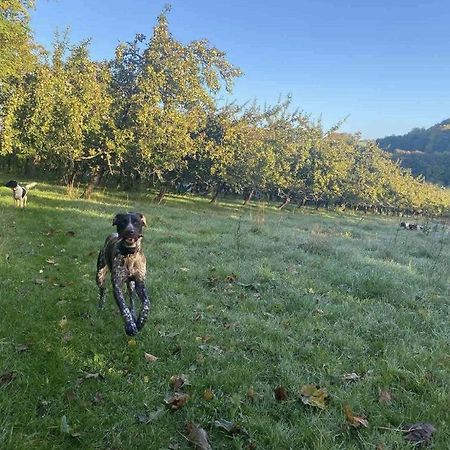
[5,180,37,208]
[96,212,151,336]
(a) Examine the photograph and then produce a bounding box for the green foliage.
[0,1,36,86]
[377,119,450,185]
[0,6,449,213]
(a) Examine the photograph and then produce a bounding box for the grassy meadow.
[0,180,449,449]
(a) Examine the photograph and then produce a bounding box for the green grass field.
[1,181,449,449]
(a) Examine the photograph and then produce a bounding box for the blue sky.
[31,0,450,138]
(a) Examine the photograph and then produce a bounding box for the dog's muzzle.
[121,235,142,249]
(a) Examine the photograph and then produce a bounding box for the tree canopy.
[1,5,449,214]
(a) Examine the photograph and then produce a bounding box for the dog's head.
[5,180,18,189]
[112,212,147,249]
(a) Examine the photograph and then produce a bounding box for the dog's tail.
[25,182,37,190]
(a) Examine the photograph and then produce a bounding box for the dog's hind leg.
[96,249,108,308]
[127,281,136,321]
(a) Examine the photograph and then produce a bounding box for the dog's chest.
[113,252,146,281]
[13,187,24,200]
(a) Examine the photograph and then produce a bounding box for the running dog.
[5,180,37,208]
[96,212,151,336]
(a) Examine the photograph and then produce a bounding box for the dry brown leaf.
[144,352,158,363]
[274,385,288,401]
[46,258,56,265]
[0,372,16,386]
[378,388,393,405]
[247,386,255,401]
[343,404,368,428]
[169,374,189,390]
[343,372,361,382]
[403,422,435,446]
[225,273,237,283]
[299,384,329,409]
[203,388,214,401]
[165,392,189,410]
[186,422,212,450]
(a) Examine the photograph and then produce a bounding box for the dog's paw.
[125,321,138,336]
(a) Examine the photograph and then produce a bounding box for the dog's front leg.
[127,281,136,321]
[112,283,138,336]
[135,280,151,331]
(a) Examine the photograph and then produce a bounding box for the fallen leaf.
[299,384,329,409]
[274,385,288,401]
[247,386,255,401]
[225,273,237,283]
[343,404,368,428]
[66,231,76,237]
[203,388,214,401]
[169,374,189,390]
[144,352,158,363]
[403,422,435,446]
[186,422,212,450]
[343,372,361,382]
[214,418,241,434]
[375,444,385,450]
[378,389,393,405]
[128,339,137,348]
[143,376,149,384]
[0,372,16,386]
[58,316,68,329]
[165,392,189,410]
[83,372,104,381]
[180,267,189,272]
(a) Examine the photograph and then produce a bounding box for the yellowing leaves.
[343,404,369,428]
[144,352,158,363]
[299,384,329,409]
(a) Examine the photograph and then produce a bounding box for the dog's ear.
[112,214,120,226]
[139,213,147,227]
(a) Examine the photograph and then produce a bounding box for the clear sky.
[31,0,450,138]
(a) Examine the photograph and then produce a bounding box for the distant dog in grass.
[400,221,423,231]
[96,212,151,336]
[5,180,37,208]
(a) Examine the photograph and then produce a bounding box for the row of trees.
[1,3,449,214]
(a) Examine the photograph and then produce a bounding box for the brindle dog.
[96,212,151,336]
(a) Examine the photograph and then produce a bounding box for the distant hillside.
[376,119,450,186]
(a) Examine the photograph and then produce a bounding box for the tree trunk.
[243,189,255,205]
[83,166,105,199]
[210,183,222,203]
[278,196,291,209]
[154,185,167,204]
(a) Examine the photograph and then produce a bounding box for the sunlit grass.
[0,179,449,449]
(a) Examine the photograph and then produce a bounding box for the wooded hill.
[1,2,449,214]
[377,119,450,186]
